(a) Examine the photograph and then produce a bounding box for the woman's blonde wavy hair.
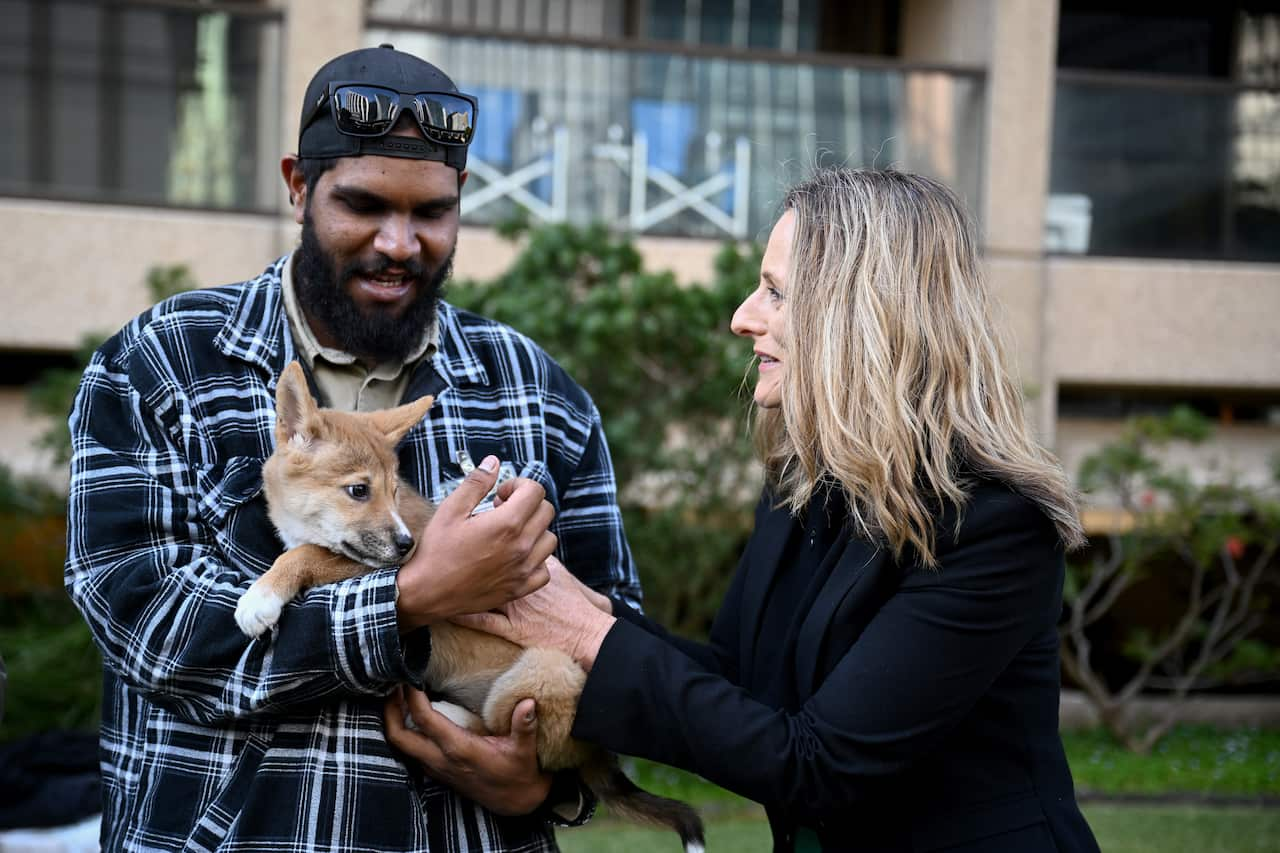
[754,168,1085,565]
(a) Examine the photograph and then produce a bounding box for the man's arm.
[64,350,426,723]
[384,393,636,822]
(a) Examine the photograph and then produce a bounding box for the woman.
[392,168,1101,852]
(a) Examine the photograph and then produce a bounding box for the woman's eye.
[767,286,784,303]
[346,484,370,501]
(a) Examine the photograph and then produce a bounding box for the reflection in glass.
[1049,78,1280,262]
[365,28,985,239]
[1,0,281,211]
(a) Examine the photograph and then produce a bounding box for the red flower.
[1225,536,1246,561]
[1139,490,1155,508]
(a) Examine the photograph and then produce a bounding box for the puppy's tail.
[581,754,705,853]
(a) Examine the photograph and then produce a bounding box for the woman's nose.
[730,293,762,337]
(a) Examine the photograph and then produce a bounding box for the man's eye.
[346,484,370,501]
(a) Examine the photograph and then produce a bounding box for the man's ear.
[281,155,307,225]
[275,361,320,447]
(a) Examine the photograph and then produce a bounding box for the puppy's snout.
[393,531,415,558]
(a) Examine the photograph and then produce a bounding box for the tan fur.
[235,362,703,848]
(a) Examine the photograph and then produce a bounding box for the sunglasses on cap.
[302,82,478,147]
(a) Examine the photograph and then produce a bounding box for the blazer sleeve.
[571,492,1061,823]
[608,550,747,679]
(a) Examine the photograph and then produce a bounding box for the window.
[1046,3,1280,261]
[0,0,283,212]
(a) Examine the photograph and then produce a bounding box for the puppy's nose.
[394,531,415,558]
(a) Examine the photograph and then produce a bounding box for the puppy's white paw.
[235,582,284,638]
[432,700,487,734]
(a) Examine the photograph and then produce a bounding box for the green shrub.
[0,592,102,740]
[1062,407,1280,753]
[27,264,198,467]
[449,222,763,636]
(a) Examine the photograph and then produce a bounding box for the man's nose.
[373,216,418,261]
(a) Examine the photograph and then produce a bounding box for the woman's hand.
[383,686,551,816]
[452,556,616,671]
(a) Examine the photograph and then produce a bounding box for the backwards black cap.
[298,44,471,171]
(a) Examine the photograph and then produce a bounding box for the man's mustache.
[342,255,427,280]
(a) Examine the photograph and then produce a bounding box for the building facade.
[2,0,1278,526]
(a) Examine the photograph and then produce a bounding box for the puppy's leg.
[406,701,488,735]
[482,647,593,771]
[235,543,365,637]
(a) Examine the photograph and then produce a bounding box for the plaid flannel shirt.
[65,256,641,852]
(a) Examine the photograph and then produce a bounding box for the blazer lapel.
[793,538,888,697]
[738,501,796,670]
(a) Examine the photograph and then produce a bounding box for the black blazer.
[573,478,1101,853]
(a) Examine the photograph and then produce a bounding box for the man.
[65,44,641,851]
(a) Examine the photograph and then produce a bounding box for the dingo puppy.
[235,361,704,851]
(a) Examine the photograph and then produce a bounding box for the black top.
[757,486,849,708]
[578,478,1102,853]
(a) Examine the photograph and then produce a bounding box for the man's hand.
[396,456,556,631]
[384,686,552,817]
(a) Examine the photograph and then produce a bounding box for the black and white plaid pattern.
[65,257,640,852]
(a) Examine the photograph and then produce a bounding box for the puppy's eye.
[346,483,370,501]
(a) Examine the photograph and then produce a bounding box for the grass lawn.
[558,804,1280,853]
[557,809,770,853]
[556,751,1280,853]
[1062,726,1280,797]
[1082,804,1280,853]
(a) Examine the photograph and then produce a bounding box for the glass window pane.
[1,0,282,212]
[369,26,985,239]
[1048,77,1280,262]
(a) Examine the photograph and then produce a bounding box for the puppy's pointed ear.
[369,395,434,446]
[275,361,320,447]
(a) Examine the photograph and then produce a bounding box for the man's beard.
[293,216,453,364]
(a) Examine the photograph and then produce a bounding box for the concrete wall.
[0,199,294,351]
[902,0,1064,444]
[3,0,1276,500]
[985,257,1047,396]
[1058,417,1280,500]
[1046,258,1280,389]
[0,194,725,487]
[279,0,364,159]
[0,390,63,488]
[456,228,723,286]
[0,198,725,355]
[901,0,992,68]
